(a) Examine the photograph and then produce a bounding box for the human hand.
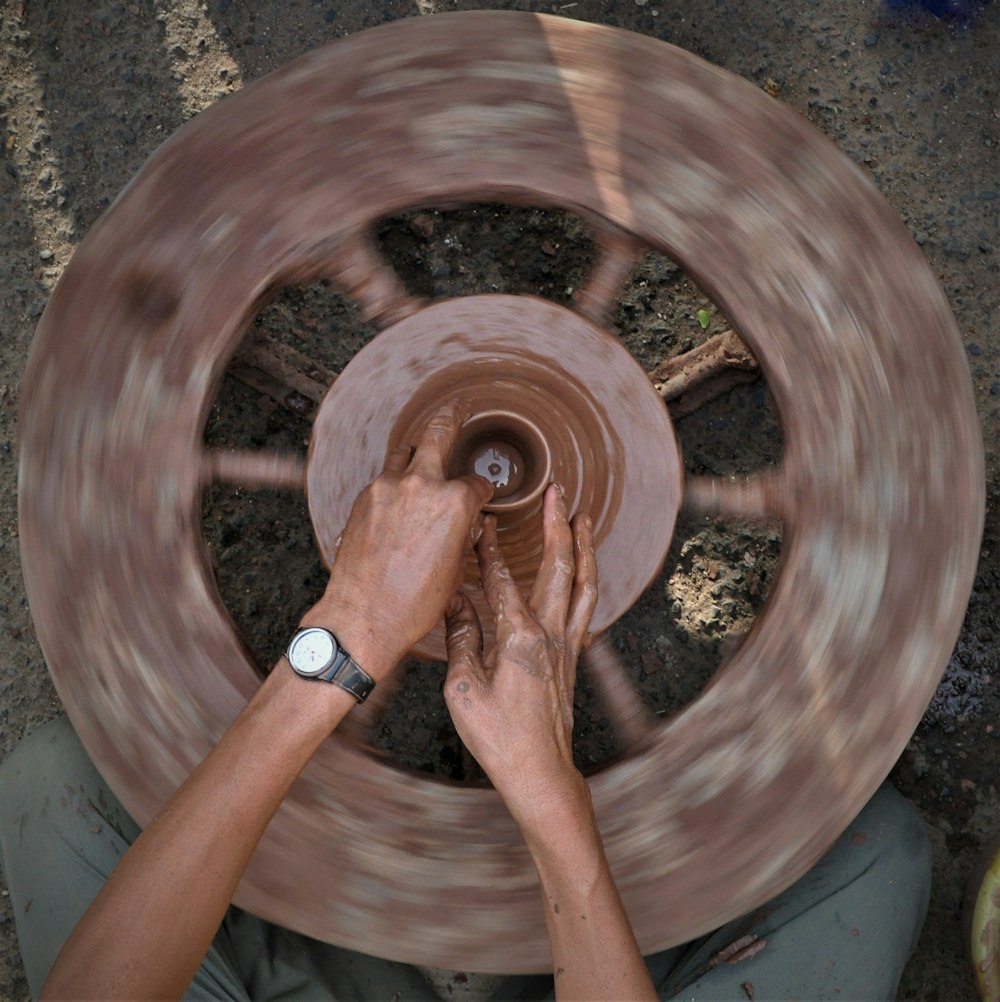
[303,402,493,680]
[443,490,655,1002]
[443,485,597,822]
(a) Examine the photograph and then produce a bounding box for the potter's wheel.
[17,12,983,972]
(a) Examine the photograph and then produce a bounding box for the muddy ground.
[1,0,999,999]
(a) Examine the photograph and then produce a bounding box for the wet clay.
[449,410,548,508]
[308,295,682,660]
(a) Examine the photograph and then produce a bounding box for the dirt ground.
[1,0,999,999]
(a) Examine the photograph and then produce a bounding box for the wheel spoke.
[684,470,785,520]
[204,449,306,490]
[582,634,656,748]
[324,229,422,329]
[574,224,643,326]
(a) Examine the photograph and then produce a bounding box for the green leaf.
[697,308,711,330]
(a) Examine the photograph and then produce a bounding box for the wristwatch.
[285,627,375,703]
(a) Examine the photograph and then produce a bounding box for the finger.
[529,484,575,632]
[477,516,530,639]
[466,509,486,550]
[566,513,598,658]
[408,400,469,480]
[444,592,487,686]
[383,443,413,476]
[457,472,495,511]
[455,474,494,550]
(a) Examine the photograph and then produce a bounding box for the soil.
[1,0,998,999]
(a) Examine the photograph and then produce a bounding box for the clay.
[308,295,681,660]
[16,10,983,974]
[449,411,544,508]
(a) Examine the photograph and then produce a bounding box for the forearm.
[43,403,485,999]
[516,784,657,1002]
[42,665,357,1001]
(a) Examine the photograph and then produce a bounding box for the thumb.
[445,593,486,685]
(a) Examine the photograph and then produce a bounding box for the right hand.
[443,485,598,820]
[305,401,493,681]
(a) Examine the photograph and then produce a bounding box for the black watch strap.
[317,648,376,703]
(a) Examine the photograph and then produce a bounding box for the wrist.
[259,659,357,736]
[518,785,608,895]
[299,596,398,682]
[501,768,595,843]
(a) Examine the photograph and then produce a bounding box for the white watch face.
[288,628,336,676]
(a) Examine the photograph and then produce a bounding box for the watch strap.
[317,648,376,704]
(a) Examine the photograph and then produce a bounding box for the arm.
[42,402,492,1001]
[42,668,360,1001]
[444,486,657,1002]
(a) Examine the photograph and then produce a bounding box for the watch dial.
[290,629,335,676]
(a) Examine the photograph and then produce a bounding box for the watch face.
[288,628,337,677]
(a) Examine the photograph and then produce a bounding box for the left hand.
[443,485,598,821]
[303,401,493,680]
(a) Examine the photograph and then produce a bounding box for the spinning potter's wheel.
[17,11,983,973]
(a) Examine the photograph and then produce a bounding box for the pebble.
[38,249,53,261]
[641,652,661,676]
[409,213,434,239]
[945,240,971,261]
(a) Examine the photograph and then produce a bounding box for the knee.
[852,783,932,914]
[0,716,83,809]
[863,784,931,865]
[0,715,139,860]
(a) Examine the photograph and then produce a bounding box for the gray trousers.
[0,717,930,1001]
